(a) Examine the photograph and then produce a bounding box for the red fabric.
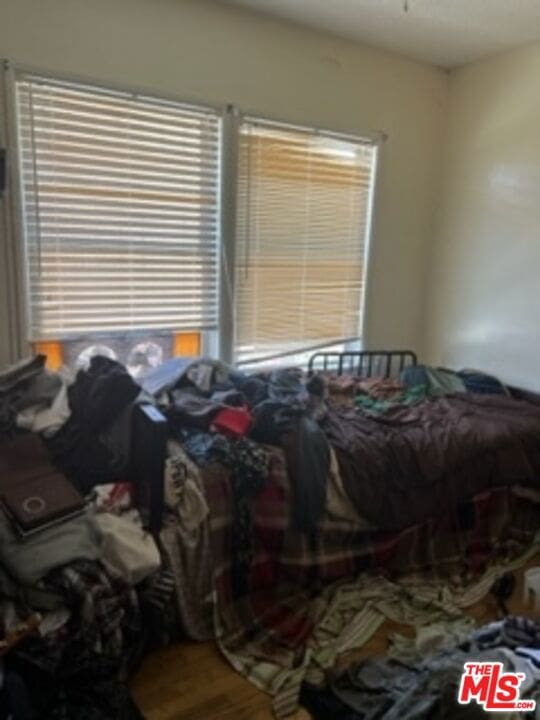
[211,406,252,438]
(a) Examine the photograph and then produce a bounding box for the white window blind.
[15,74,220,341]
[234,119,377,365]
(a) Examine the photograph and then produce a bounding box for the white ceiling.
[224,0,540,68]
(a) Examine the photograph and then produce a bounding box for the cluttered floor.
[4,355,540,719]
[131,556,540,720]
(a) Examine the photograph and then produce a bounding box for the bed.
[149,349,540,545]
[145,350,540,716]
[313,350,540,531]
[124,350,540,717]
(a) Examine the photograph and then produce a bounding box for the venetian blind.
[234,119,377,365]
[15,74,220,340]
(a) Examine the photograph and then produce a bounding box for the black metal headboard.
[308,350,417,378]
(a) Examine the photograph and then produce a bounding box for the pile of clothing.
[137,357,336,636]
[0,463,177,718]
[301,616,540,720]
[0,354,146,494]
[143,357,331,540]
[0,351,534,720]
[0,356,176,719]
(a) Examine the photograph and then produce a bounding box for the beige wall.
[0,0,447,367]
[425,45,540,390]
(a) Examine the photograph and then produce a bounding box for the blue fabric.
[400,365,429,389]
[458,370,507,396]
[402,365,506,397]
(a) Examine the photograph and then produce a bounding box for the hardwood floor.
[131,639,281,720]
[131,555,540,719]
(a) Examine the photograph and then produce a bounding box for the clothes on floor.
[5,656,145,720]
[300,682,361,720]
[303,650,537,720]
[6,559,143,720]
[475,615,540,650]
[217,543,540,719]
[135,567,178,655]
[0,357,176,720]
[0,419,164,719]
[387,616,476,664]
[15,560,139,674]
[302,617,540,720]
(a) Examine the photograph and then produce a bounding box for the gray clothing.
[141,357,232,397]
[330,639,540,720]
[0,356,61,434]
[0,509,101,586]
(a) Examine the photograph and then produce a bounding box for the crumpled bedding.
[323,393,540,531]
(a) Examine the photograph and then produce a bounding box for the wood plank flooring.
[131,555,540,719]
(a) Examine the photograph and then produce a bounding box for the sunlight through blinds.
[234,119,377,365]
[15,74,221,340]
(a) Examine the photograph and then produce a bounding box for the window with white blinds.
[234,119,377,365]
[15,74,220,341]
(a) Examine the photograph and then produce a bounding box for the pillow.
[458,370,508,396]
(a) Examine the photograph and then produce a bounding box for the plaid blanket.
[204,446,540,715]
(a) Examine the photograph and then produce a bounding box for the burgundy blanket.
[324,393,540,531]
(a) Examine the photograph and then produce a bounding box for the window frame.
[228,112,380,368]
[2,61,384,368]
[3,61,228,362]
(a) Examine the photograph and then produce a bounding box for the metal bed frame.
[308,350,417,378]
